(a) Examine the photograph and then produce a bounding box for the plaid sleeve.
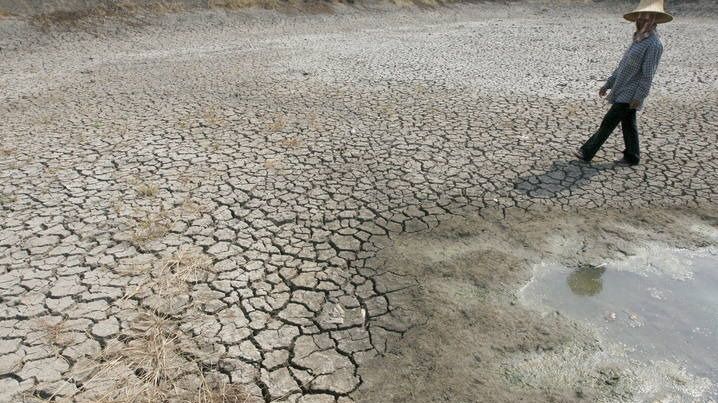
[603,71,617,90]
[633,42,663,102]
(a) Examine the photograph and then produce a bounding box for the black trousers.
[580,103,640,164]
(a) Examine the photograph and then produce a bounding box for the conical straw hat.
[624,0,673,23]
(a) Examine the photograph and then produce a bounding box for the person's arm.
[601,45,630,96]
[599,70,617,97]
[602,69,618,91]
[630,43,663,108]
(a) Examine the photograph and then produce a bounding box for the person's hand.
[629,100,641,109]
[599,88,607,97]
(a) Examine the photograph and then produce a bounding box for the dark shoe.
[614,158,638,167]
[573,149,589,162]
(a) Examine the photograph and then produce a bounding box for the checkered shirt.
[602,32,664,108]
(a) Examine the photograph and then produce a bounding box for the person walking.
[574,0,672,167]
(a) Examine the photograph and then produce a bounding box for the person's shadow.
[514,160,613,199]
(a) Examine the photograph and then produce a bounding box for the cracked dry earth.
[1,2,717,402]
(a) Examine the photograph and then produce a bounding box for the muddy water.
[522,247,718,400]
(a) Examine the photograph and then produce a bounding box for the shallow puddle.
[521,247,718,400]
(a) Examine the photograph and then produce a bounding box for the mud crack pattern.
[1,3,717,402]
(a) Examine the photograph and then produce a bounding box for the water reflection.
[521,248,718,400]
[567,264,606,296]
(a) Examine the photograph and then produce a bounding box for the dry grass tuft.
[0,193,17,206]
[379,104,397,117]
[269,116,287,132]
[120,246,215,312]
[22,244,254,403]
[121,246,215,314]
[210,0,284,10]
[307,112,319,129]
[202,108,224,127]
[133,180,151,191]
[156,246,215,286]
[181,198,210,216]
[29,2,185,30]
[66,311,252,403]
[130,210,171,244]
[60,246,253,403]
[390,0,443,8]
[103,314,185,400]
[31,7,127,30]
[27,0,334,30]
[263,158,280,170]
[24,317,80,378]
[210,0,334,13]
[196,381,253,403]
[0,147,15,156]
[564,102,581,116]
[30,318,76,349]
[279,136,302,148]
[135,182,159,198]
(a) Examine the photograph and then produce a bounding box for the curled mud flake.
[321,302,346,325]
